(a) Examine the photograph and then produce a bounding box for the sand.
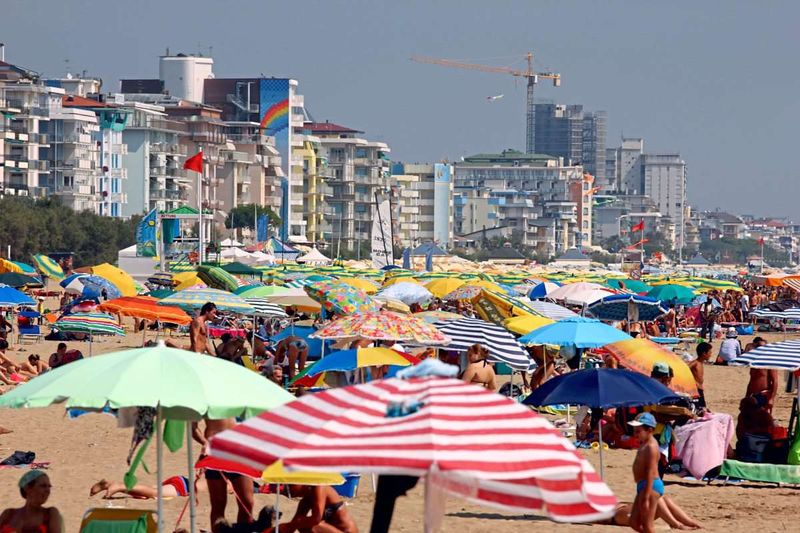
[1,330,798,532]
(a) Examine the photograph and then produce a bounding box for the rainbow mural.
[259,98,289,135]
[259,78,290,136]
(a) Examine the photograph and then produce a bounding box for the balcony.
[149,143,187,155]
[226,133,272,146]
[5,100,48,117]
[107,167,128,179]
[224,150,252,163]
[149,188,185,201]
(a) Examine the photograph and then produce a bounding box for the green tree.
[224,204,281,230]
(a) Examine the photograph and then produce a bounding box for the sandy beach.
[1,331,798,533]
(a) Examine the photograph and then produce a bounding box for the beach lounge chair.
[79,507,157,533]
[17,311,43,344]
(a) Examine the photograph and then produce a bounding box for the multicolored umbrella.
[291,347,421,387]
[603,338,699,397]
[312,311,450,345]
[31,254,64,280]
[442,284,484,301]
[158,287,254,314]
[306,281,379,316]
[209,377,617,523]
[54,312,124,336]
[11,261,37,276]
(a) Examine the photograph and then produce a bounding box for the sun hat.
[651,361,672,378]
[726,327,738,338]
[628,412,657,429]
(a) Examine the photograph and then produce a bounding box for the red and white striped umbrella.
[209,377,616,522]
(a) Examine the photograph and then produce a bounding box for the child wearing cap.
[629,412,662,533]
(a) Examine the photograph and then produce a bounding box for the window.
[355,148,367,158]
[355,167,368,177]
[583,207,589,216]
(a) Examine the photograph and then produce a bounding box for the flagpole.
[198,158,204,265]
[640,222,644,264]
[760,239,764,274]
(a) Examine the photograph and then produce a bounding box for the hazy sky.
[6,0,798,217]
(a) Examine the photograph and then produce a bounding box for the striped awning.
[208,377,617,522]
[434,317,533,371]
[783,278,800,293]
[733,340,800,370]
[244,298,288,318]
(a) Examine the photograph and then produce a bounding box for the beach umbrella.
[587,294,668,322]
[382,276,421,287]
[414,310,463,324]
[339,277,380,294]
[528,281,561,299]
[173,271,204,291]
[209,376,617,524]
[196,265,240,293]
[236,284,292,298]
[159,287,254,314]
[10,261,37,275]
[547,282,615,306]
[0,258,23,274]
[442,284,484,301]
[90,263,138,297]
[147,272,175,287]
[524,368,681,477]
[0,343,294,533]
[732,340,800,370]
[524,300,579,320]
[425,278,466,299]
[98,296,191,326]
[308,282,380,316]
[518,317,632,348]
[243,298,288,318]
[53,312,125,356]
[61,273,121,300]
[147,288,175,299]
[376,281,434,306]
[267,293,322,313]
[373,296,412,314]
[0,284,36,307]
[31,254,65,280]
[291,347,421,387]
[646,284,695,305]
[312,311,450,345]
[603,338,699,397]
[434,317,533,370]
[605,278,652,294]
[503,314,555,336]
[0,272,42,288]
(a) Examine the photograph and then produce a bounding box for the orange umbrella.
[99,296,191,325]
[603,338,698,398]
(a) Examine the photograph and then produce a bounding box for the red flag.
[758,237,765,246]
[631,219,645,232]
[183,150,203,173]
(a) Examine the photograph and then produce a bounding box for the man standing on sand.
[167,302,218,354]
[744,337,778,412]
[629,412,662,533]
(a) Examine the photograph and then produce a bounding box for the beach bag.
[736,433,770,463]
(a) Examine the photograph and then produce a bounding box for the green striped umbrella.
[196,265,239,292]
[31,254,64,280]
[159,287,254,314]
[54,312,125,356]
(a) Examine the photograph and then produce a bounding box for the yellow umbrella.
[339,277,380,294]
[173,271,204,291]
[90,263,138,297]
[261,460,344,485]
[425,278,466,299]
[373,296,411,313]
[604,338,698,398]
[469,279,505,293]
[0,258,22,274]
[382,276,420,288]
[503,315,555,336]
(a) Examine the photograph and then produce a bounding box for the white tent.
[220,238,244,247]
[249,251,275,265]
[220,247,256,263]
[295,247,331,265]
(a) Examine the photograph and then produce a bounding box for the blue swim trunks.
[636,478,665,496]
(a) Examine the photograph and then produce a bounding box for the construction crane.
[411,52,561,154]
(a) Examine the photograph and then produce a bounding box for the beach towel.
[674,412,735,479]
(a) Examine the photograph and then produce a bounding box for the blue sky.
[6,0,798,217]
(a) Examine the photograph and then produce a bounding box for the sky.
[6,0,799,218]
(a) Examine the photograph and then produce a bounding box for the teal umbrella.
[646,284,696,305]
[0,343,293,532]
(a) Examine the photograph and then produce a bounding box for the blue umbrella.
[528,281,561,299]
[518,317,632,348]
[82,275,122,300]
[271,326,325,360]
[587,294,668,322]
[524,368,681,478]
[0,284,36,307]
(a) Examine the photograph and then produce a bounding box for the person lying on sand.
[598,496,702,530]
[90,475,208,500]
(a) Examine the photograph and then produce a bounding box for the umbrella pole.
[156,408,164,533]
[598,419,605,480]
[274,490,280,530]
[186,420,196,533]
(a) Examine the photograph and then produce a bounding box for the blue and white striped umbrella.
[750,308,794,319]
[732,340,800,370]
[587,294,668,322]
[523,300,578,321]
[434,317,534,371]
[528,281,561,300]
[243,298,288,318]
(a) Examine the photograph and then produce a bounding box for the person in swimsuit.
[598,497,702,529]
[274,336,309,380]
[166,302,218,354]
[461,344,496,390]
[0,470,63,533]
[278,484,357,533]
[629,413,662,533]
[89,474,208,500]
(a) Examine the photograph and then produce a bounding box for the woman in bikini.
[461,344,497,390]
[280,484,357,533]
[0,470,63,533]
[89,474,208,500]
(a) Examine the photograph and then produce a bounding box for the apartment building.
[48,103,100,213]
[301,121,391,252]
[453,150,589,255]
[390,163,453,249]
